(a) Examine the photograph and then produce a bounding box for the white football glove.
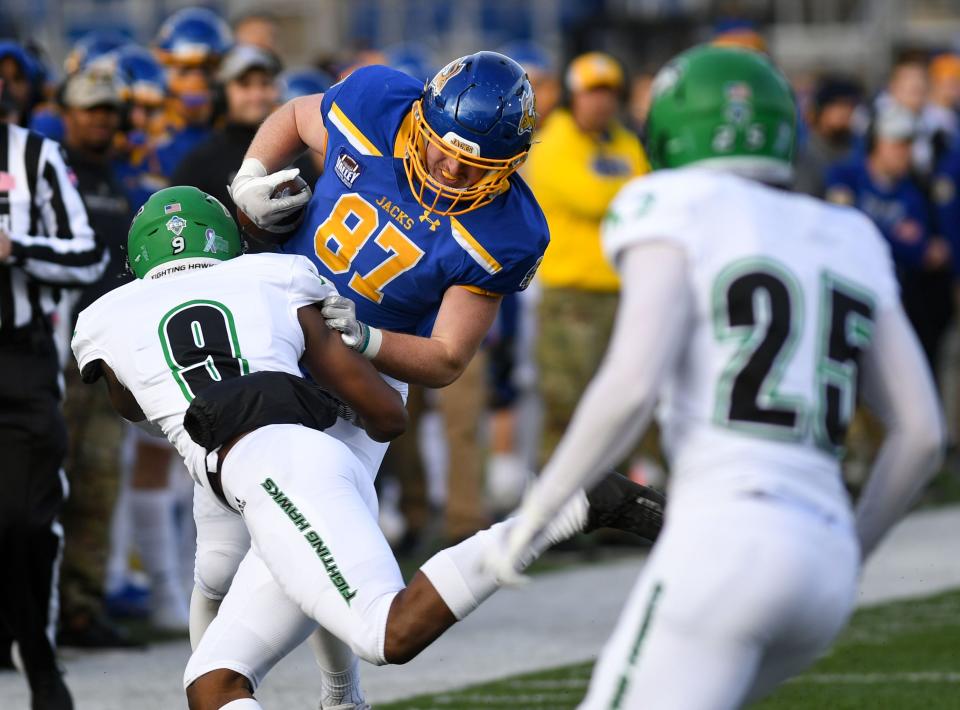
[321,294,383,359]
[228,158,312,229]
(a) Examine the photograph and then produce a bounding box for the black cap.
[813,75,862,112]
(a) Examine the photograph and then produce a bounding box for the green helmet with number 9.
[127,186,243,279]
[645,45,796,183]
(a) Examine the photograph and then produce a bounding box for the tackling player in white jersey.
[485,45,945,709]
[72,186,664,710]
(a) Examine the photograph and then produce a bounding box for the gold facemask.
[403,99,528,217]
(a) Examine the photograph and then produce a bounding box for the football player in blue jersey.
[234,51,547,381]
[212,52,661,709]
[219,51,545,709]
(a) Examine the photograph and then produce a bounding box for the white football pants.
[579,491,860,710]
[184,424,405,689]
[192,413,395,600]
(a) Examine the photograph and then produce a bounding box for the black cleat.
[584,472,666,543]
[28,669,73,710]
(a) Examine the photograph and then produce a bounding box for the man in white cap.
[826,102,953,371]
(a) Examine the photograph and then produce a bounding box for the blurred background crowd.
[2,0,960,659]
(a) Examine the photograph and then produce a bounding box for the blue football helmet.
[404,51,536,216]
[154,7,232,67]
[111,44,167,107]
[0,40,41,82]
[278,68,334,104]
[64,30,129,74]
[0,41,43,116]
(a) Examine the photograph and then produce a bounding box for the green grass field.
[378,589,960,710]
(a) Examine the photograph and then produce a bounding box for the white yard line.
[2,506,958,709]
[795,672,960,684]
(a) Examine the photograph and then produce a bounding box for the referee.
[0,44,107,710]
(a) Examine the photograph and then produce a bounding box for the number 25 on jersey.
[713,258,874,455]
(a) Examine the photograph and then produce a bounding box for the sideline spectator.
[526,51,649,466]
[56,68,137,649]
[153,7,232,178]
[826,103,953,370]
[795,75,862,196]
[231,10,279,53]
[877,55,939,181]
[106,43,170,210]
[927,53,960,143]
[172,45,282,215]
[0,40,42,125]
[172,44,320,239]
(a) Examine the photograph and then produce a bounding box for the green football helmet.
[127,186,243,279]
[645,45,796,183]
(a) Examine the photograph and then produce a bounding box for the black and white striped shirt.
[0,122,107,333]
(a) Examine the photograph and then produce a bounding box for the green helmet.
[127,186,243,279]
[645,45,796,183]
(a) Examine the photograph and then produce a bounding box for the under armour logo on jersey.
[419,209,440,231]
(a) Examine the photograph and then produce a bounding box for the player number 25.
[313,193,425,304]
[713,259,874,455]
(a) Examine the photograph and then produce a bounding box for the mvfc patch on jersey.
[335,149,362,188]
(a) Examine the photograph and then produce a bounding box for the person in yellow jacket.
[526,51,650,466]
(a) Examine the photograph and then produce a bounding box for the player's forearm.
[362,287,498,388]
[371,330,469,388]
[245,99,309,172]
[856,424,943,558]
[855,305,946,558]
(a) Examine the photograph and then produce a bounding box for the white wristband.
[358,325,382,359]
[237,157,268,179]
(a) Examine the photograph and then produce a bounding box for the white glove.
[321,294,382,359]
[478,511,548,588]
[228,158,312,228]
